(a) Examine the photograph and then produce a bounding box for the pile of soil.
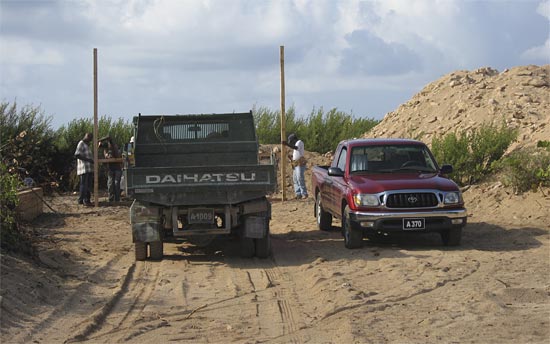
[365,65,549,152]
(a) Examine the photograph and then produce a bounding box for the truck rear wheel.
[441,227,462,246]
[343,206,362,249]
[316,193,332,231]
[240,236,255,258]
[150,241,164,260]
[255,222,271,259]
[135,242,147,261]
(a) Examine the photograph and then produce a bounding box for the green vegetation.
[0,162,23,251]
[431,123,518,185]
[495,148,550,193]
[254,106,379,153]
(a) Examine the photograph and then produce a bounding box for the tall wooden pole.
[280,46,286,201]
[93,48,99,207]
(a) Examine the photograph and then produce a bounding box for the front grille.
[386,192,438,208]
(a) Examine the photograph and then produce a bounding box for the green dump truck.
[125,111,276,261]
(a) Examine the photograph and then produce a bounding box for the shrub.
[0,162,27,252]
[496,148,550,193]
[431,122,518,185]
[253,106,379,153]
[0,102,57,187]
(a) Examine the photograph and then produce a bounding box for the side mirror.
[440,164,453,174]
[328,167,345,177]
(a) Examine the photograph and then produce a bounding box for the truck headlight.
[353,194,380,207]
[444,192,460,204]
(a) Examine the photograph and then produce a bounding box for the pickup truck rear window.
[350,145,438,173]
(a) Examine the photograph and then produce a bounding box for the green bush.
[431,123,518,185]
[0,102,57,186]
[0,162,26,251]
[253,106,379,153]
[496,148,550,193]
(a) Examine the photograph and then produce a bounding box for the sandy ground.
[1,180,549,344]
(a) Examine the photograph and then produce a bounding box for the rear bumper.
[349,208,467,233]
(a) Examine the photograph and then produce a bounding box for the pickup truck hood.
[348,173,459,193]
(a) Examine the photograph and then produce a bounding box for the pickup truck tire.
[316,193,332,231]
[135,242,147,261]
[150,241,164,260]
[343,206,363,249]
[441,227,462,246]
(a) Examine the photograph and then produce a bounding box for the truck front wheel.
[316,193,332,231]
[441,227,462,246]
[343,206,362,249]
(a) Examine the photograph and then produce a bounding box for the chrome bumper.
[350,208,467,221]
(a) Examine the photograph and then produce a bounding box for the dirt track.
[1,188,549,343]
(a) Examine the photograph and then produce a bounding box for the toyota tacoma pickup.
[125,111,276,260]
[311,138,467,248]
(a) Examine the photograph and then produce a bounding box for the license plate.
[403,218,425,230]
[188,208,214,224]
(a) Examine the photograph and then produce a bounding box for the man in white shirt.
[283,133,308,199]
[74,133,94,206]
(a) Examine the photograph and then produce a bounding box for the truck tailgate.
[126,164,276,205]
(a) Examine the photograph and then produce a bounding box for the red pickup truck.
[311,138,467,249]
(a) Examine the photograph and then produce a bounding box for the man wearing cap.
[74,132,94,206]
[282,133,308,200]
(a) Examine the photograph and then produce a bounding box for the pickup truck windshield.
[350,145,438,173]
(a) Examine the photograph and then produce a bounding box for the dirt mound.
[365,65,549,151]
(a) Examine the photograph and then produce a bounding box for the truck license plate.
[188,208,214,224]
[403,218,425,230]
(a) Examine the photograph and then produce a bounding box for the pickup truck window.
[350,145,438,173]
[337,147,347,171]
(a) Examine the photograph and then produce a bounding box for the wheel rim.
[316,197,321,225]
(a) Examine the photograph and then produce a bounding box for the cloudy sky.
[1,0,549,128]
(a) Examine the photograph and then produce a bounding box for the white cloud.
[522,38,550,61]
[537,0,550,20]
[0,38,64,65]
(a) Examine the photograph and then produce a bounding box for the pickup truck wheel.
[316,193,332,231]
[135,242,147,261]
[150,241,164,260]
[343,206,362,249]
[441,227,462,246]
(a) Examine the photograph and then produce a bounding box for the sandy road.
[1,193,549,343]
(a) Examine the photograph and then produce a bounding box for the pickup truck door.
[325,147,348,215]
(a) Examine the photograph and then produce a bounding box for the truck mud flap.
[244,215,268,239]
[130,200,161,242]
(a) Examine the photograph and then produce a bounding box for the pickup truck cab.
[311,138,467,248]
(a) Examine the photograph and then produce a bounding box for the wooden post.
[93,48,99,207]
[280,46,286,202]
